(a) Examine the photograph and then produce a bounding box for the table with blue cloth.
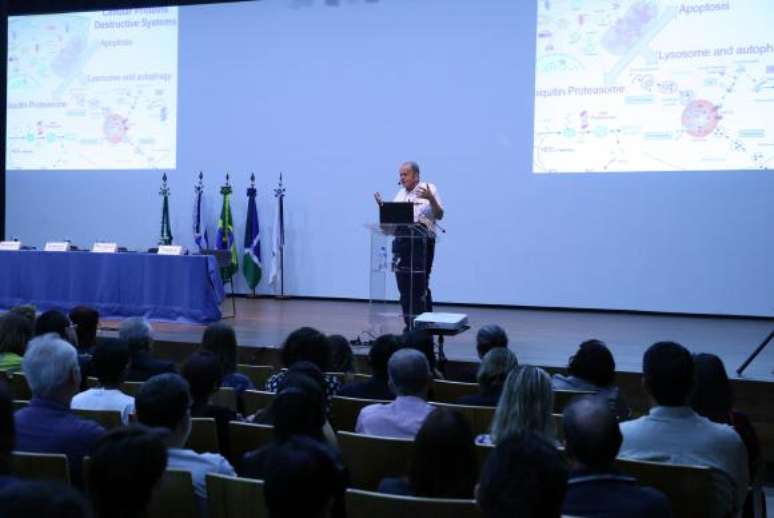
[0,250,225,323]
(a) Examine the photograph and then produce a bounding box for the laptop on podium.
[379,202,413,224]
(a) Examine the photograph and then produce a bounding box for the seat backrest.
[553,389,595,413]
[73,408,123,429]
[475,442,494,476]
[212,387,237,412]
[614,457,715,518]
[345,488,482,518]
[206,473,267,518]
[430,402,494,436]
[9,373,32,400]
[337,431,413,490]
[242,390,276,416]
[11,451,70,485]
[229,421,275,463]
[12,400,29,411]
[186,417,220,454]
[236,365,275,390]
[147,469,198,518]
[120,381,144,397]
[431,379,479,403]
[330,396,390,432]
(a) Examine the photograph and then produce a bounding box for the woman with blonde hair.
[476,365,555,445]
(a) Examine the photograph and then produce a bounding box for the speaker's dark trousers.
[393,228,435,328]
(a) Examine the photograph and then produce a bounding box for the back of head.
[181,350,223,403]
[327,335,353,373]
[22,335,79,399]
[200,322,238,375]
[34,310,70,340]
[568,339,616,388]
[410,407,476,498]
[368,334,400,379]
[0,480,92,518]
[643,341,694,406]
[477,347,518,392]
[477,431,568,518]
[9,304,36,325]
[118,317,153,354]
[0,385,14,474]
[68,306,99,350]
[492,365,554,443]
[476,325,509,358]
[264,436,340,518]
[135,373,191,432]
[92,340,130,387]
[0,313,33,357]
[273,376,326,442]
[401,328,436,372]
[280,327,331,371]
[388,348,430,397]
[563,396,622,471]
[89,425,168,518]
[690,353,733,423]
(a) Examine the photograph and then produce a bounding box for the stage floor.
[126,297,774,382]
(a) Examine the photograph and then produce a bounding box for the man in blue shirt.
[15,334,105,485]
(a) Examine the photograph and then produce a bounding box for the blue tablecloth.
[0,251,225,323]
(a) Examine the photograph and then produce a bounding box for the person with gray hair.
[14,334,105,486]
[477,365,555,446]
[120,317,175,381]
[355,348,435,438]
[457,347,518,407]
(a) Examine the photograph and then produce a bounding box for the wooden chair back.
[337,431,413,490]
[186,417,220,453]
[206,473,267,518]
[212,387,237,412]
[430,402,494,436]
[229,421,275,462]
[9,373,31,400]
[147,469,198,518]
[236,364,275,390]
[330,396,389,431]
[120,381,144,397]
[73,408,124,429]
[12,400,29,411]
[243,390,276,416]
[614,457,715,518]
[553,389,595,413]
[11,451,70,484]
[431,379,479,403]
[345,488,482,518]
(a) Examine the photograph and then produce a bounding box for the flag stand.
[158,172,173,245]
[274,173,287,299]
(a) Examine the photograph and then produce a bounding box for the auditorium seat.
[236,364,274,389]
[147,469,198,518]
[186,417,219,454]
[552,389,595,413]
[431,379,479,403]
[614,457,715,518]
[11,451,70,485]
[430,402,494,437]
[330,396,390,431]
[212,387,238,412]
[242,390,276,416]
[8,372,32,400]
[206,473,267,518]
[120,381,144,397]
[337,431,412,490]
[228,421,274,462]
[12,400,28,411]
[72,408,123,429]
[345,488,482,518]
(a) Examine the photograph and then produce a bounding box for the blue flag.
[242,185,262,290]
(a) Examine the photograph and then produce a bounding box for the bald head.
[563,396,621,470]
[388,348,430,397]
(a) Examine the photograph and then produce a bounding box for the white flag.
[269,193,283,286]
[193,188,210,251]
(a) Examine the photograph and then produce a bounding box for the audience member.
[68,306,100,354]
[181,350,240,461]
[200,322,254,395]
[0,313,33,373]
[476,324,509,358]
[551,339,630,418]
[263,436,345,518]
[0,385,17,490]
[379,407,476,498]
[328,334,354,374]
[0,480,92,518]
[355,348,434,438]
[337,334,399,401]
[691,352,763,517]
[88,425,168,518]
[71,339,135,424]
[9,304,36,326]
[478,365,554,445]
[120,317,175,381]
[135,373,235,507]
[401,328,441,378]
[562,396,672,517]
[15,334,105,485]
[34,310,78,346]
[620,341,749,518]
[476,431,568,518]
[265,327,341,406]
[456,347,517,407]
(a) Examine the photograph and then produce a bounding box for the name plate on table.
[157,245,185,256]
[91,242,118,253]
[0,241,22,251]
[44,241,71,252]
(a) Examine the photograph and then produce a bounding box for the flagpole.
[274,172,286,299]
